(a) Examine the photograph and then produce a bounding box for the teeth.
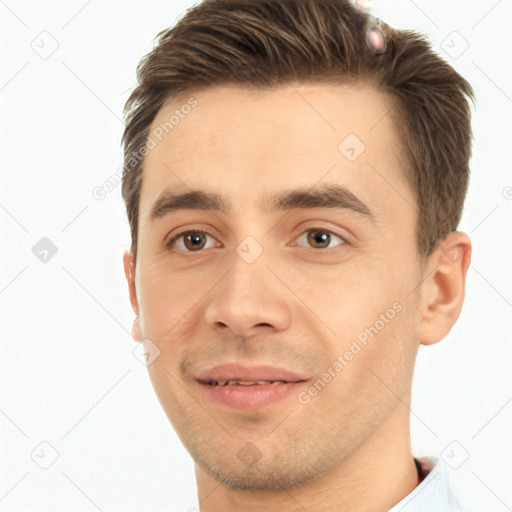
[208,379,287,386]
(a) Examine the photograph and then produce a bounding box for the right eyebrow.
[150,190,230,221]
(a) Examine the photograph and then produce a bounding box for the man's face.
[130,83,424,489]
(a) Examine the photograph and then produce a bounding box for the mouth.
[194,362,309,384]
[201,379,296,386]
[194,364,309,410]
[197,379,307,410]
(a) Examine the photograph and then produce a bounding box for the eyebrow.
[149,183,377,223]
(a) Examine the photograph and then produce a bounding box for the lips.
[206,379,288,386]
[194,363,309,409]
[194,363,309,385]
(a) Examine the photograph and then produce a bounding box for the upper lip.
[194,363,309,383]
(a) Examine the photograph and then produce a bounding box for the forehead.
[139,83,414,224]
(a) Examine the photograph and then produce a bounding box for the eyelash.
[164,227,347,252]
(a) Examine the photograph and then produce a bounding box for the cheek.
[145,354,196,432]
[317,269,417,390]
[309,302,417,433]
[291,260,402,339]
[136,262,198,344]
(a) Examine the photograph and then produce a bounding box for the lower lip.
[197,381,306,410]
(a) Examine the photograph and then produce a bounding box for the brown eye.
[183,232,207,251]
[165,230,216,252]
[298,228,346,249]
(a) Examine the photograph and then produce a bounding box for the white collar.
[387,456,468,511]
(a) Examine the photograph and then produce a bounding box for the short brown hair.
[121,0,475,260]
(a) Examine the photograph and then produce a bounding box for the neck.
[194,401,419,512]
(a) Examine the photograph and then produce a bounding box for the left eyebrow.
[149,183,378,224]
[261,183,378,223]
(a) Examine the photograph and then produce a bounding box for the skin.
[123,83,471,511]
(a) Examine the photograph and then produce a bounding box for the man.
[121,0,474,510]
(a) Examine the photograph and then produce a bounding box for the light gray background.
[1,0,511,510]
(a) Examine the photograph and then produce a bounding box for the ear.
[123,250,139,314]
[123,250,142,342]
[418,231,472,346]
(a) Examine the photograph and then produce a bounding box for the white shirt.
[388,456,469,511]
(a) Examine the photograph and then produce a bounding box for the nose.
[204,256,292,338]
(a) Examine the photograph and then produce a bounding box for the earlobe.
[131,315,142,343]
[123,250,139,315]
[418,232,472,346]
